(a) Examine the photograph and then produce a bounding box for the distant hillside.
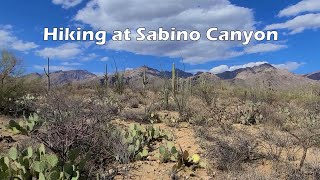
[191,72,220,83]
[22,70,97,86]
[304,71,320,81]
[216,63,276,80]
[223,63,318,89]
[49,70,97,85]
[162,69,193,78]
[21,64,320,89]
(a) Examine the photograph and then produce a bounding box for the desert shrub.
[0,50,28,116]
[128,97,140,108]
[280,105,320,170]
[33,91,118,176]
[193,79,217,106]
[103,125,131,164]
[259,130,296,161]
[286,169,306,180]
[304,156,320,180]
[220,170,269,180]
[208,133,259,171]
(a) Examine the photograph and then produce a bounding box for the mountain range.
[22,63,320,89]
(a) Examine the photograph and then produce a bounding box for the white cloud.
[75,0,259,64]
[279,0,320,17]
[92,72,104,76]
[100,57,109,62]
[11,41,38,51]
[187,69,209,74]
[61,62,83,66]
[33,65,74,71]
[209,65,230,74]
[244,43,287,54]
[36,43,82,60]
[210,61,267,74]
[209,61,303,74]
[52,0,83,9]
[0,24,13,30]
[80,53,99,61]
[0,26,38,51]
[265,13,320,34]
[125,67,133,71]
[273,62,304,71]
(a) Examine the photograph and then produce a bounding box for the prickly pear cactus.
[0,144,82,180]
[123,124,173,161]
[239,101,264,125]
[6,113,43,135]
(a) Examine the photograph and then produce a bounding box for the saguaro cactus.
[142,66,148,90]
[189,77,193,95]
[104,64,109,88]
[44,58,50,92]
[172,63,176,94]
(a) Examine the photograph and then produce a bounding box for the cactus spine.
[44,57,50,92]
[172,63,176,94]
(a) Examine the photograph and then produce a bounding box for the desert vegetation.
[1,50,320,179]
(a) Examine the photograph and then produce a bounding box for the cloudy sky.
[0,0,319,74]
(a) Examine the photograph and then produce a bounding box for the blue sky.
[0,0,319,75]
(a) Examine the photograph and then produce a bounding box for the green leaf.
[8,147,18,160]
[4,157,10,167]
[63,163,74,177]
[45,154,59,168]
[27,147,33,158]
[135,139,141,150]
[38,144,46,156]
[167,142,174,150]
[128,145,135,153]
[171,146,178,154]
[135,153,142,160]
[32,161,40,172]
[8,120,28,135]
[68,148,80,162]
[159,146,166,155]
[141,148,148,157]
[39,172,46,180]
[129,124,136,131]
[71,171,80,180]
[10,127,21,134]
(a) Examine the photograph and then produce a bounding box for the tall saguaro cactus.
[189,77,193,95]
[142,66,148,90]
[104,64,109,88]
[172,63,176,94]
[44,58,50,92]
